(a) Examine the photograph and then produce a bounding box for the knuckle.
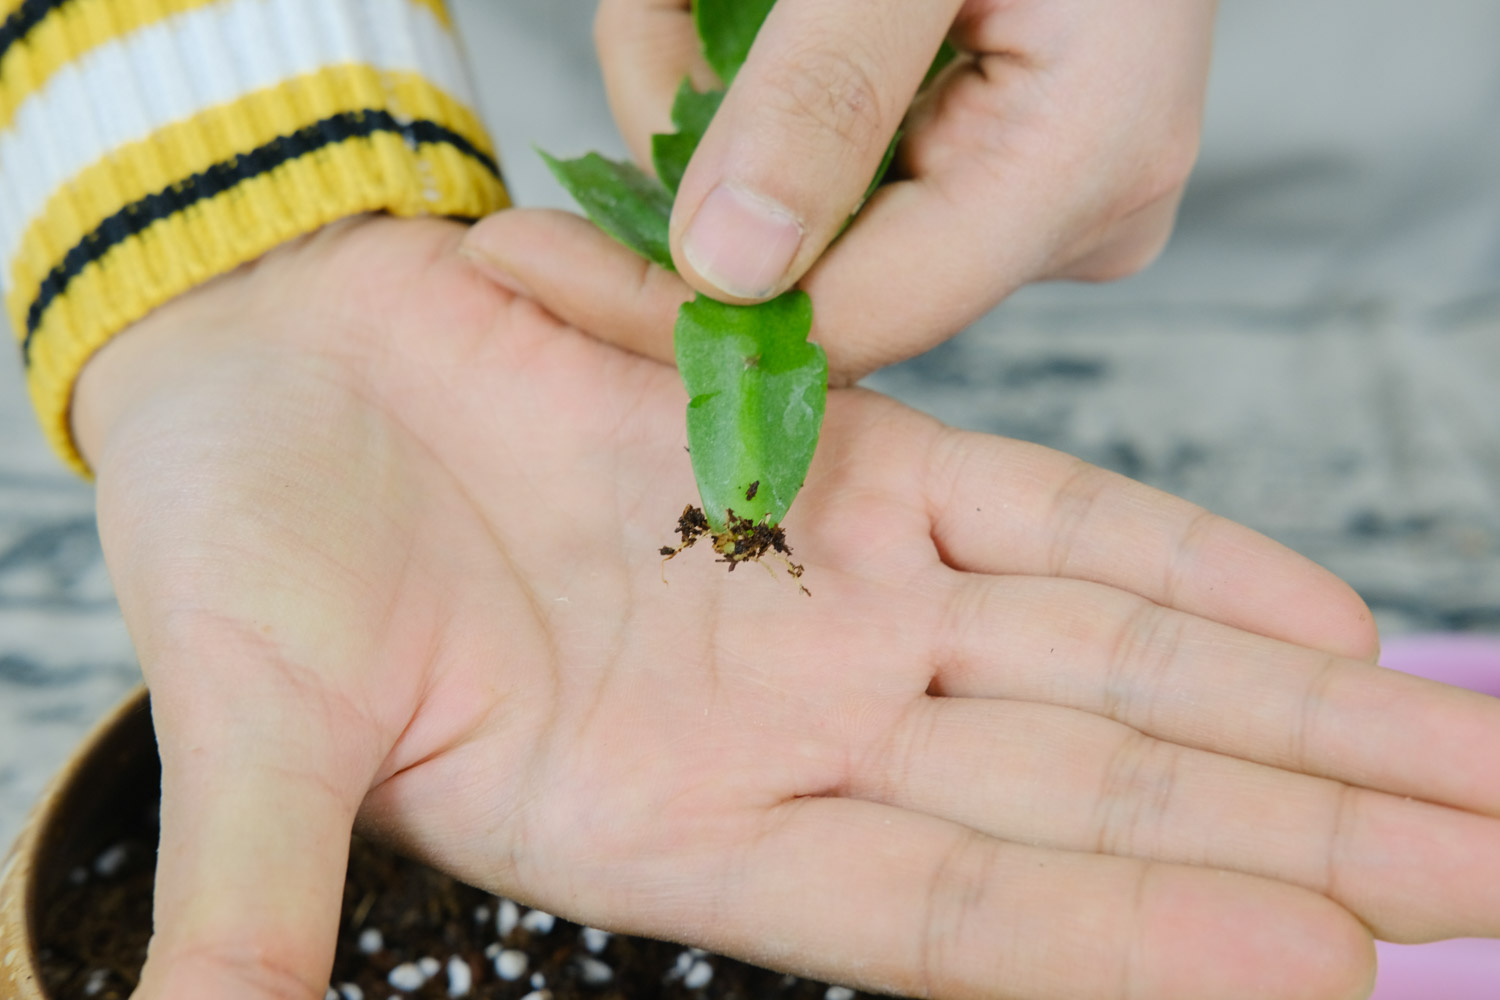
[1075,131,1201,282]
[162,942,328,1000]
[1131,131,1201,210]
[917,832,995,996]
[1162,507,1219,607]
[1043,458,1112,577]
[760,43,888,157]
[1291,654,1340,774]
[1093,732,1184,857]
[1068,201,1181,282]
[1323,783,1360,903]
[1104,600,1185,724]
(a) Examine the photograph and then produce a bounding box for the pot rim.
[0,685,152,1000]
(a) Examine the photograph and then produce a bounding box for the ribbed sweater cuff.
[0,0,509,474]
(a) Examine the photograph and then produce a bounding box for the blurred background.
[2,0,1498,853]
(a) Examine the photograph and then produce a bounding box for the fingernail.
[458,245,532,298]
[682,184,803,300]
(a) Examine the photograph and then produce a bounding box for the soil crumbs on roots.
[660,505,808,594]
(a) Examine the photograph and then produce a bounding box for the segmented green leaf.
[675,292,827,531]
[693,0,777,85]
[650,132,697,197]
[652,81,726,194]
[541,0,956,537]
[860,129,902,211]
[539,150,675,270]
[670,78,726,136]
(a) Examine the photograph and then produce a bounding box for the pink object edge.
[1368,634,1500,999]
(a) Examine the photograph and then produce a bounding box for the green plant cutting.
[540,0,951,584]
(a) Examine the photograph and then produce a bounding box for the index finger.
[594,0,717,167]
[669,0,962,302]
[918,425,1380,660]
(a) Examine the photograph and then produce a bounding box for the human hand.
[470,0,1217,382]
[74,216,1499,1000]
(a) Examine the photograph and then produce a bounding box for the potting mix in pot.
[36,793,874,1000]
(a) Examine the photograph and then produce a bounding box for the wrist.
[71,219,347,472]
[70,215,472,474]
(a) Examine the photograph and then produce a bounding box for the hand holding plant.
[538,0,850,554]
[470,0,1217,381]
[75,215,1500,1000]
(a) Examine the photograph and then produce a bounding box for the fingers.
[850,695,1500,942]
[926,574,1500,820]
[134,665,384,1000]
[788,137,1189,377]
[668,0,962,303]
[461,209,687,366]
[594,0,717,167]
[694,796,1374,1000]
[783,0,1214,376]
[921,429,1379,660]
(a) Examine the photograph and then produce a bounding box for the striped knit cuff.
[1,0,509,475]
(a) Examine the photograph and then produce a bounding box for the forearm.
[1,0,508,473]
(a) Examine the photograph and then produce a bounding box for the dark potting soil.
[37,807,873,1000]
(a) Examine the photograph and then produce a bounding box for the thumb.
[671,0,960,303]
[133,682,381,1000]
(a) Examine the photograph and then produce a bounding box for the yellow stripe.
[6,64,497,338]
[0,0,453,136]
[408,0,455,26]
[2,0,220,134]
[24,125,506,475]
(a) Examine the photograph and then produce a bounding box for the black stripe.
[0,0,67,66]
[21,109,502,363]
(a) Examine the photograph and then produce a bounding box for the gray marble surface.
[3,0,1498,853]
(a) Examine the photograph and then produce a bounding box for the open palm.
[74,217,1499,1000]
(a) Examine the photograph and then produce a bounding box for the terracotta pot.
[0,688,155,1000]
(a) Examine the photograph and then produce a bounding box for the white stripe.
[0,0,476,292]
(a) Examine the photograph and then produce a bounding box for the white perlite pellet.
[483,943,501,958]
[494,949,528,981]
[324,990,340,1000]
[520,908,556,934]
[576,956,613,984]
[357,928,383,955]
[580,926,611,953]
[518,991,551,1000]
[93,844,129,878]
[446,955,473,997]
[668,950,696,978]
[83,970,109,996]
[418,956,441,979]
[338,984,365,1000]
[387,962,426,991]
[825,987,856,1000]
[474,905,491,923]
[496,899,521,938]
[683,958,714,989]
[530,971,547,989]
